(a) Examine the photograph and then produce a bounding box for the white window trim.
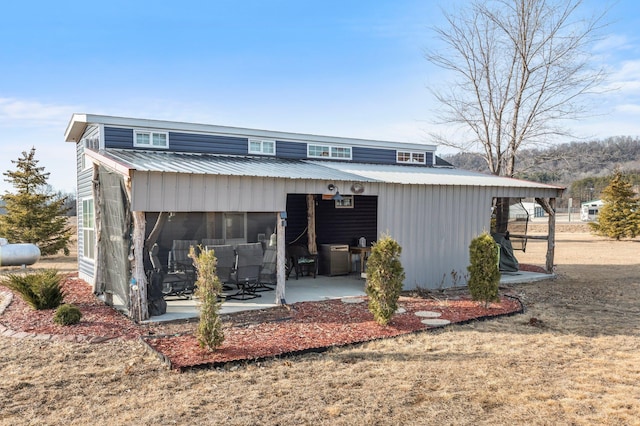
[81,198,96,262]
[307,144,352,160]
[248,138,276,156]
[396,150,426,164]
[134,129,169,149]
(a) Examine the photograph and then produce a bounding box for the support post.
[129,210,149,321]
[306,194,317,254]
[275,212,286,304]
[546,198,556,273]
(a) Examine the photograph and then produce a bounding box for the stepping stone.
[395,307,406,314]
[414,310,442,318]
[341,297,364,304]
[421,318,451,327]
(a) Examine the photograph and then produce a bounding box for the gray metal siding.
[377,184,493,290]
[131,172,291,212]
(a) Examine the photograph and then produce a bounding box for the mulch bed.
[0,273,525,371]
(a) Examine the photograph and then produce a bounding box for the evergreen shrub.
[53,304,82,326]
[2,269,64,310]
[190,246,225,350]
[467,233,500,308]
[365,234,405,326]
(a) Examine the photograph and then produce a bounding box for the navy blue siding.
[105,127,134,148]
[276,140,307,159]
[169,132,247,154]
[352,147,396,164]
[103,126,434,166]
[104,127,247,154]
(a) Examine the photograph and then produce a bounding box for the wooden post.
[535,197,556,274]
[306,194,317,254]
[275,212,286,304]
[546,198,556,273]
[129,210,149,321]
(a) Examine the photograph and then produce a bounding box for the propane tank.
[0,238,41,266]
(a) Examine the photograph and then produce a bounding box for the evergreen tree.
[0,148,72,255]
[589,170,640,240]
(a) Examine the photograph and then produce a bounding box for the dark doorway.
[285,194,378,247]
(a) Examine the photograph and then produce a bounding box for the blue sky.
[1,0,639,194]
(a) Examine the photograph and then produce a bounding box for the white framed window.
[248,138,275,155]
[82,198,95,260]
[335,195,354,208]
[134,130,169,149]
[397,151,426,164]
[308,144,352,160]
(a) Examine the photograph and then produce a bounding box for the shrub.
[467,233,500,308]
[53,304,82,326]
[2,269,64,310]
[190,246,224,350]
[365,234,405,326]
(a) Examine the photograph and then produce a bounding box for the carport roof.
[87,148,564,193]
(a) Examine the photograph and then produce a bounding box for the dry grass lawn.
[1,227,639,425]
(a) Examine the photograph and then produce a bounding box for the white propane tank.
[0,238,41,266]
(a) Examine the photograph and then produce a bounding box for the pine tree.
[589,170,640,240]
[0,148,72,255]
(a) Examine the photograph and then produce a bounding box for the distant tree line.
[444,136,640,203]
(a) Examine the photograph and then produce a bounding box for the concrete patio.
[144,269,553,323]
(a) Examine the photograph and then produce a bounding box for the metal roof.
[88,148,563,192]
[311,161,565,190]
[90,149,372,182]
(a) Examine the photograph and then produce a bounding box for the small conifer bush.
[190,246,224,350]
[365,234,405,326]
[2,269,64,310]
[467,233,500,308]
[53,304,82,326]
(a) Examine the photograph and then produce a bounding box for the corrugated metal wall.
[376,184,492,289]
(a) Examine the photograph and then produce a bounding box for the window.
[335,195,354,208]
[82,199,95,260]
[248,138,275,155]
[308,144,352,160]
[397,151,426,164]
[134,130,168,148]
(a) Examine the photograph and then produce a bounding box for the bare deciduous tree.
[427,0,607,178]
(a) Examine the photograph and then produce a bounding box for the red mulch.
[0,273,524,371]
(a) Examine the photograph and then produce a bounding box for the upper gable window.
[397,151,426,164]
[248,138,275,155]
[308,144,352,160]
[134,130,168,149]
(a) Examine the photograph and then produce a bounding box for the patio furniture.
[227,243,263,300]
[149,243,196,299]
[256,245,276,291]
[169,239,198,272]
[205,244,235,291]
[202,238,225,246]
[287,244,317,279]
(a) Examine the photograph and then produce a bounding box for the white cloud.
[0,98,78,126]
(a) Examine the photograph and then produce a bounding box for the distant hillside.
[443,136,640,201]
